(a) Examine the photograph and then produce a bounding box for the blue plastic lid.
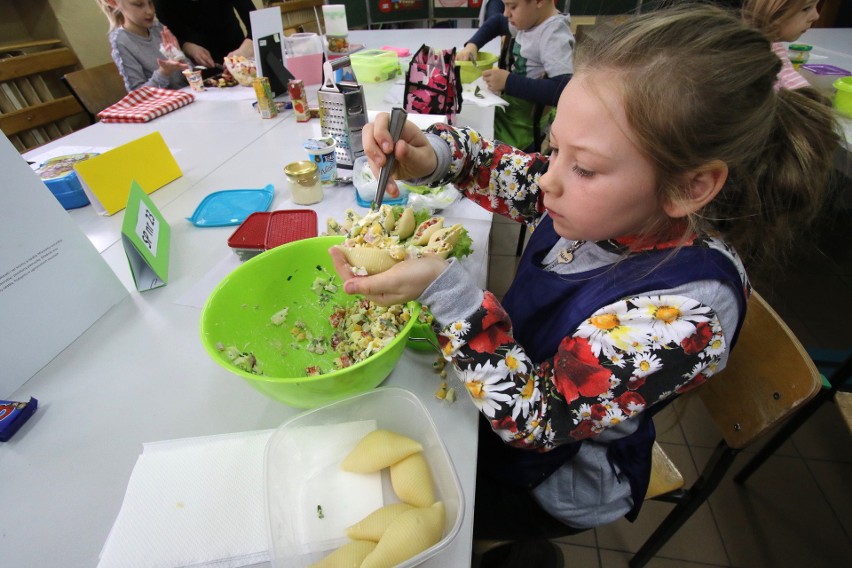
[187,184,275,227]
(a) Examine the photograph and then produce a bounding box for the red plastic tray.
[228,210,319,260]
[228,212,268,252]
[265,209,318,249]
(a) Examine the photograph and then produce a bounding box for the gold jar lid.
[284,160,319,186]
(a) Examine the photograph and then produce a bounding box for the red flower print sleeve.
[439,292,729,450]
[425,123,548,229]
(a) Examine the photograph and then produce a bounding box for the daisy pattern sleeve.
[425,123,548,226]
[441,292,728,450]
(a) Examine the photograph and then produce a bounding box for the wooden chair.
[629,291,823,567]
[733,349,852,484]
[62,62,127,124]
[0,40,87,151]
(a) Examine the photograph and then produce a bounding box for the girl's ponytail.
[95,0,125,31]
[728,86,840,264]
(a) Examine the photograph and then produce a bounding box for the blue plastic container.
[36,153,98,210]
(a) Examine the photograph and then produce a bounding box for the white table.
[797,28,852,160]
[3,28,499,568]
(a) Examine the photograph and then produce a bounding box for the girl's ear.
[663,160,728,218]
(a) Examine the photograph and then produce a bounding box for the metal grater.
[318,57,367,170]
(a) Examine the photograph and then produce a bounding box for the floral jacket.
[423,123,750,451]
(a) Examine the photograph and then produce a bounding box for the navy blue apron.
[481,215,747,521]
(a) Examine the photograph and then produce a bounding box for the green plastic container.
[834,76,852,118]
[200,236,420,408]
[458,51,499,84]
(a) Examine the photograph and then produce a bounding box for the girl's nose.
[538,170,557,196]
[808,7,820,22]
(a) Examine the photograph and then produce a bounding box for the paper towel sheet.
[266,420,384,557]
[98,430,273,568]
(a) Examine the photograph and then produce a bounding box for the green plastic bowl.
[834,76,852,118]
[458,51,498,84]
[200,236,420,408]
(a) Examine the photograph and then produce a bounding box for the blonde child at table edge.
[331,4,839,566]
[96,0,189,93]
[742,0,821,90]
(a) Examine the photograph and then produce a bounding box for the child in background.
[458,0,573,151]
[742,0,821,90]
[154,0,256,69]
[96,0,189,92]
[335,5,838,565]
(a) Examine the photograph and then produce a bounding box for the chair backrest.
[696,291,822,450]
[62,62,127,122]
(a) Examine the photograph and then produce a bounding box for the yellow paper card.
[74,131,181,216]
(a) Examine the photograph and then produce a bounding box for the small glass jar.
[788,44,813,68]
[284,160,323,205]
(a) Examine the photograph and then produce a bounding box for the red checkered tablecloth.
[98,87,195,123]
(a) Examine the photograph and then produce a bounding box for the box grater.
[318,56,367,170]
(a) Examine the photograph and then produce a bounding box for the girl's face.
[116,0,156,36]
[503,0,544,31]
[777,1,820,42]
[538,72,668,243]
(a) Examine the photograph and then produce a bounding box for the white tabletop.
[4,28,497,568]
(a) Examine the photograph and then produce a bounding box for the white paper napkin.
[462,78,509,108]
[98,430,274,568]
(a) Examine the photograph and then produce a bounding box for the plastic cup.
[303,137,337,185]
[284,33,324,85]
[833,76,852,118]
[182,69,205,91]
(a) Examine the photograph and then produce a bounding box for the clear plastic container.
[264,387,464,568]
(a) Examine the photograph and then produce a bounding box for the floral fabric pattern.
[426,123,747,450]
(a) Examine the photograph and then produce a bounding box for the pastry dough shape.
[309,540,377,568]
[377,204,396,233]
[345,502,414,542]
[412,217,444,245]
[391,207,415,239]
[341,429,424,473]
[338,246,401,275]
[360,502,446,568]
[428,223,464,248]
[390,452,435,507]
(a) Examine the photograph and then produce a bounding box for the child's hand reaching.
[329,247,449,306]
[227,38,255,60]
[362,112,439,199]
[457,43,479,62]
[158,58,189,76]
[482,69,509,94]
[182,42,216,68]
[481,68,510,94]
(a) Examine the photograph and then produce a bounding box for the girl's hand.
[228,38,254,59]
[362,112,438,199]
[158,58,189,75]
[481,68,509,94]
[457,43,478,62]
[183,42,215,68]
[329,247,449,306]
[161,26,180,50]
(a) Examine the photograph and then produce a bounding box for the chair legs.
[630,441,739,568]
[516,224,526,256]
[735,353,852,485]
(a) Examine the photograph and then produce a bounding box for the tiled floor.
[484,203,852,567]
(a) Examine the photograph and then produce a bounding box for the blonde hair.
[575,3,839,265]
[742,0,811,40]
[96,0,125,30]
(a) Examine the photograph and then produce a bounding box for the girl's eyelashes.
[572,164,594,178]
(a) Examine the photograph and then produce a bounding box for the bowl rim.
[200,235,422,384]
